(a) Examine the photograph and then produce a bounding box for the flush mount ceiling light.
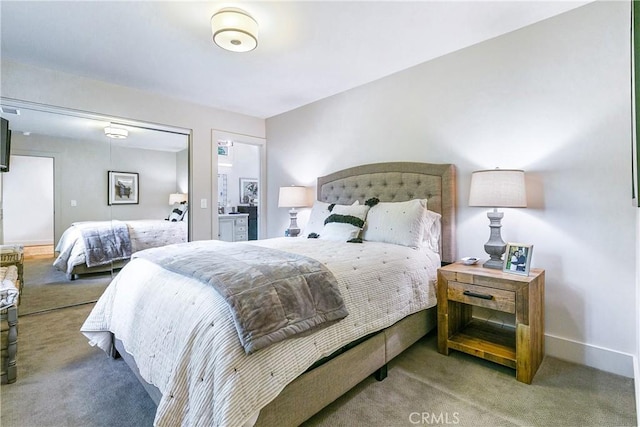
[210,8,258,53]
[104,126,128,139]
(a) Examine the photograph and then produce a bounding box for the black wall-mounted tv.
[1,117,11,173]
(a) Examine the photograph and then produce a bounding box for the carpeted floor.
[0,302,636,427]
[19,257,113,315]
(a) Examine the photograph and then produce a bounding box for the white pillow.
[422,210,442,253]
[319,203,370,241]
[304,201,331,237]
[362,199,427,248]
[304,200,359,237]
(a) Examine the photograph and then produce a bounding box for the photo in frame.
[239,177,258,205]
[108,171,139,205]
[218,145,229,156]
[217,143,233,166]
[502,243,533,276]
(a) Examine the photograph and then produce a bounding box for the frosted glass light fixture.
[469,168,527,269]
[211,8,258,53]
[104,126,128,139]
[278,186,309,237]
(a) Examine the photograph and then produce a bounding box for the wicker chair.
[0,245,23,298]
[0,245,22,384]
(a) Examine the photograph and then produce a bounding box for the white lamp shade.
[469,169,527,208]
[211,9,258,53]
[278,186,309,208]
[169,193,188,205]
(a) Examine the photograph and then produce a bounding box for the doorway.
[212,130,265,241]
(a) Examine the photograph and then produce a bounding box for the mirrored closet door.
[0,100,190,315]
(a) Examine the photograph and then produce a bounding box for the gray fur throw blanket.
[135,241,349,353]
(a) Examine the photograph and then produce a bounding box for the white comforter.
[81,238,439,427]
[54,219,187,274]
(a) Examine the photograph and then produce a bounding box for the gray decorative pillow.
[168,204,188,221]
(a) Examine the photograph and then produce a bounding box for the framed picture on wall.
[502,243,533,276]
[217,142,233,167]
[239,177,258,205]
[108,171,139,205]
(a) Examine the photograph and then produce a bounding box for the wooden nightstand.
[437,262,545,384]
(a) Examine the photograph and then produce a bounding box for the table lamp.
[469,168,527,269]
[169,193,188,205]
[278,186,309,237]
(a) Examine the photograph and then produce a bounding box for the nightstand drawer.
[448,281,515,314]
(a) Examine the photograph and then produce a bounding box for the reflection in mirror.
[0,103,189,315]
[218,174,228,213]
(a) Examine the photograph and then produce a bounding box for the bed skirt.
[114,306,436,426]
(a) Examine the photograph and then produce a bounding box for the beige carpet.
[1,302,636,427]
[305,335,637,426]
[19,257,113,315]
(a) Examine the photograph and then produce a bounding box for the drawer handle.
[463,290,494,300]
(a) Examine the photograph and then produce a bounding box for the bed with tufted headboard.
[81,162,456,427]
[316,161,456,263]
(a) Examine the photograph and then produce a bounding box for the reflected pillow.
[168,204,188,221]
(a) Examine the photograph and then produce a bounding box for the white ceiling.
[0,1,589,150]
[1,1,590,120]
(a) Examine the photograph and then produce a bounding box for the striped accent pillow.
[168,204,188,221]
[319,204,370,241]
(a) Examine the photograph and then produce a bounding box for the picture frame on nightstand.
[503,243,533,276]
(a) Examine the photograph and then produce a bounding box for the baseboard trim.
[634,354,640,427]
[5,240,53,246]
[545,334,634,378]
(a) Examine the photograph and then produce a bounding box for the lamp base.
[287,227,300,238]
[287,208,300,238]
[482,258,504,270]
[483,209,507,270]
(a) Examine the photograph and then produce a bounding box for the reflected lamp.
[169,193,188,205]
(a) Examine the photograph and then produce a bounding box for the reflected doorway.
[3,155,54,256]
[213,130,265,241]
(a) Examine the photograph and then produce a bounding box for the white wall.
[266,2,635,376]
[1,60,265,241]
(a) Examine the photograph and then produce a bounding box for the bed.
[81,162,456,426]
[54,219,188,279]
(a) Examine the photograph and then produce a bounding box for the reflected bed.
[54,219,187,279]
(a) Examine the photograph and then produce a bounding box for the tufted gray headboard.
[317,162,456,264]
